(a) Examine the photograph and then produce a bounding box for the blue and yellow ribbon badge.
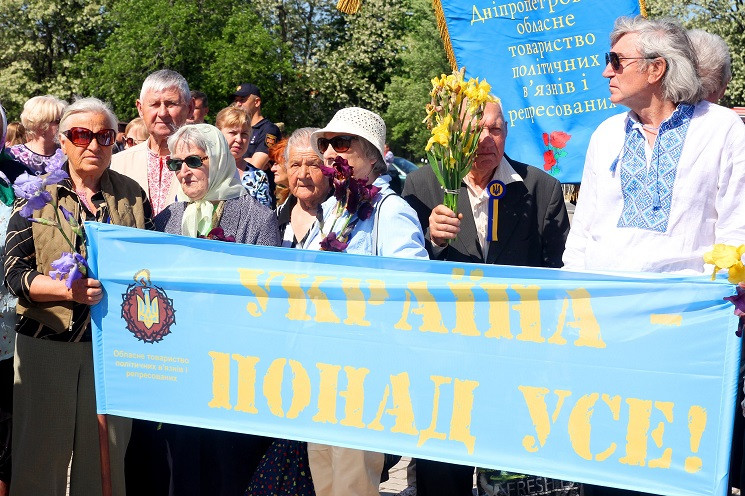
[487,180,506,242]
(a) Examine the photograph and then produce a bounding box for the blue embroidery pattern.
[616,104,694,232]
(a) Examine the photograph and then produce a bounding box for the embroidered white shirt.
[463,156,523,258]
[563,101,745,273]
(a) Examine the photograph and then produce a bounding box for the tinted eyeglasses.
[605,52,657,71]
[125,137,144,147]
[166,155,208,171]
[62,127,116,147]
[317,135,358,154]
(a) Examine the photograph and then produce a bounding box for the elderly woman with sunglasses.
[302,108,427,496]
[4,97,153,496]
[153,123,279,496]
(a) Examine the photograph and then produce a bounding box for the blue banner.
[86,222,739,496]
[435,0,644,182]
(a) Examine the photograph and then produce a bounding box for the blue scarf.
[611,103,695,233]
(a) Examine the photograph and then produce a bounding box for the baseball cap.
[233,83,261,99]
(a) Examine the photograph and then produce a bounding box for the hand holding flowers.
[703,244,745,332]
[424,68,496,222]
[12,162,90,289]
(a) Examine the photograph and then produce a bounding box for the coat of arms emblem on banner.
[121,269,176,343]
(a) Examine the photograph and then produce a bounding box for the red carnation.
[543,150,556,170]
[542,132,549,146]
[549,131,571,149]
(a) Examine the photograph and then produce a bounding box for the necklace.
[642,124,660,135]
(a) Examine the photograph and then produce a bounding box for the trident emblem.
[137,289,160,329]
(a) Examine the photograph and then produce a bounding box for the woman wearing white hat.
[304,107,428,496]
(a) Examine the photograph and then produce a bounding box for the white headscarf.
[175,124,246,237]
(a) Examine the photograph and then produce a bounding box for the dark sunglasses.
[125,137,144,147]
[605,52,657,71]
[166,155,208,171]
[63,127,116,147]
[317,135,358,154]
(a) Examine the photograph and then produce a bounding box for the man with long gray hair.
[689,29,732,103]
[112,69,194,216]
[564,15,745,495]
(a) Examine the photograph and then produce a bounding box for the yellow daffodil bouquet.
[704,244,745,325]
[424,68,497,214]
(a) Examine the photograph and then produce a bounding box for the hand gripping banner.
[433,0,646,183]
[86,222,739,496]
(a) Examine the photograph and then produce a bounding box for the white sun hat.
[311,107,386,160]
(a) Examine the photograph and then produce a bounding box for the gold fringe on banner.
[639,0,648,17]
[432,0,458,71]
[562,183,580,203]
[336,0,361,14]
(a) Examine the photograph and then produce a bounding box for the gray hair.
[140,69,191,104]
[359,138,387,176]
[688,29,731,100]
[284,127,319,163]
[611,16,704,104]
[59,97,118,134]
[168,125,209,154]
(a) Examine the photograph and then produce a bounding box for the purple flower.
[320,232,348,252]
[347,179,381,220]
[49,252,89,289]
[12,169,69,218]
[59,205,75,222]
[323,156,353,203]
[203,227,236,243]
[13,173,52,218]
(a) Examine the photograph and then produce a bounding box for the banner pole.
[98,414,112,496]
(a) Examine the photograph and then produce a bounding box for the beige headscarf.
[173,124,246,237]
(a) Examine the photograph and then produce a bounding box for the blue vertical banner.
[86,223,739,496]
[433,0,645,182]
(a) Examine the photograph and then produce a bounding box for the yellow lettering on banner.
[597,394,621,461]
[513,285,543,343]
[339,366,370,428]
[396,281,448,334]
[314,363,341,423]
[238,269,276,317]
[418,375,452,446]
[550,288,606,348]
[208,351,232,409]
[232,354,260,414]
[483,282,512,339]
[278,272,312,321]
[619,398,653,466]
[518,386,572,451]
[262,358,311,419]
[342,278,370,326]
[686,406,707,473]
[648,401,673,469]
[448,269,482,337]
[450,379,479,454]
[568,392,598,460]
[308,276,341,323]
[368,372,418,435]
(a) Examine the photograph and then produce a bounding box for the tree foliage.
[383,0,450,159]
[0,0,450,160]
[0,0,115,117]
[646,0,745,106]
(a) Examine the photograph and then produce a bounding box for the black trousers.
[415,458,474,496]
